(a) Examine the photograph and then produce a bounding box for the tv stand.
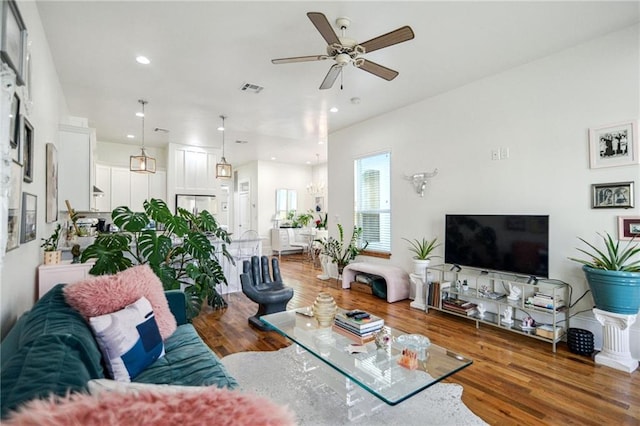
[425,264,570,352]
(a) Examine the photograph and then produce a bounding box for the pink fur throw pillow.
[63,265,177,340]
[4,387,296,426]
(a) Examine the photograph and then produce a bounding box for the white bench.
[341,262,410,303]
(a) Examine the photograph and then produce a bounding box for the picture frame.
[20,192,36,243]
[314,196,324,213]
[591,181,634,209]
[9,92,19,149]
[46,143,58,222]
[22,116,33,182]
[589,120,638,168]
[7,161,22,251]
[0,0,28,86]
[618,216,640,241]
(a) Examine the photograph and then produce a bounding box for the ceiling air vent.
[240,82,264,94]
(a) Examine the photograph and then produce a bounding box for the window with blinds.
[354,152,391,253]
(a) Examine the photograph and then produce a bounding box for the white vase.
[317,254,331,280]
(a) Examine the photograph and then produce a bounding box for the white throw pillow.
[89,296,165,382]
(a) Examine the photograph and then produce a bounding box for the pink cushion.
[63,265,177,340]
[4,387,295,426]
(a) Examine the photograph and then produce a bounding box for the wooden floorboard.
[192,254,640,425]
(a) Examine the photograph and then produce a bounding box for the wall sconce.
[404,169,438,197]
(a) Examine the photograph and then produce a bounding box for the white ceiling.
[36,1,639,166]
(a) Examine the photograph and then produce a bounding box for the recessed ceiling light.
[306,160,311,165]
[329,107,338,113]
[126,134,135,139]
[318,140,325,145]
[136,112,144,117]
[217,126,224,131]
[271,156,276,161]
[136,56,150,65]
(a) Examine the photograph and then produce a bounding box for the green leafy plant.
[296,211,315,228]
[569,232,640,272]
[41,224,62,251]
[81,198,233,316]
[403,237,441,260]
[315,213,328,229]
[317,224,368,271]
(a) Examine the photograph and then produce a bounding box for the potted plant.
[317,224,368,275]
[81,198,233,316]
[41,224,62,264]
[403,237,440,276]
[569,232,640,314]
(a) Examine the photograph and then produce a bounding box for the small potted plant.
[569,232,640,314]
[41,224,62,265]
[403,237,441,276]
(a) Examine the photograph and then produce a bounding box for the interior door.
[237,179,251,236]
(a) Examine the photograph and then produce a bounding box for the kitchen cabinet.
[94,164,167,212]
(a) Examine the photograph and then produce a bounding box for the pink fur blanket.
[4,387,295,426]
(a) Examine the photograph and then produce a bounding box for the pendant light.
[216,115,232,179]
[130,99,156,173]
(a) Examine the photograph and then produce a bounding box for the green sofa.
[0,284,238,418]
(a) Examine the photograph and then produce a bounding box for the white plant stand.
[409,273,427,311]
[593,308,638,373]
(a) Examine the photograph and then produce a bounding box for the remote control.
[353,312,370,320]
[346,310,365,318]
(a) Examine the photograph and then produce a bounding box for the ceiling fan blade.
[272,55,328,64]
[360,26,415,54]
[307,12,341,46]
[357,59,399,81]
[319,64,342,90]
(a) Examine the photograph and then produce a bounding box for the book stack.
[442,297,477,316]
[428,281,451,307]
[333,311,384,343]
[530,292,565,310]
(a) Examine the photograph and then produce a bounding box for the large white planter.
[412,259,430,280]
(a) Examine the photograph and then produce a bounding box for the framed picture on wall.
[20,192,36,243]
[591,181,634,209]
[46,143,58,222]
[618,216,640,241]
[9,93,19,150]
[589,120,638,168]
[22,116,33,182]
[7,161,22,251]
[0,0,28,86]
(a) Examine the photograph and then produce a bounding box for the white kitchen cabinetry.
[94,164,167,212]
[110,167,131,209]
[37,261,94,299]
[171,145,217,192]
[58,125,96,211]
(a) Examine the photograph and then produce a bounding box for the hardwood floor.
[192,255,640,425]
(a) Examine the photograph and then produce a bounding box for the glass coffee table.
[261,308,472,419]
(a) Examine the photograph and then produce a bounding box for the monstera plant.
[81,198,233,316]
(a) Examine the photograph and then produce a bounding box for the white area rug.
[222,345,487,425]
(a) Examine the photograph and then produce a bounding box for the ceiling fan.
[271,12,414,90]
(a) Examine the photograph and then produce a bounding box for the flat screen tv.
[445,214,549,278]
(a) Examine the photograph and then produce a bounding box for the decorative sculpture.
[403,169,438,197]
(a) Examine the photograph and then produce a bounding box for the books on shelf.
[528,292,565,310]
[442,297,477,315]
[334,311,384,332]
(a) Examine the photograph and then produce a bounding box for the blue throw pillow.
[89,297,164,382]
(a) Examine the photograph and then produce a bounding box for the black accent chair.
[240,256,294,330]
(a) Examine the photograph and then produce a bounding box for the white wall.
[255,160,313,252]
[1,1,70,338]
[328,25,640,354]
